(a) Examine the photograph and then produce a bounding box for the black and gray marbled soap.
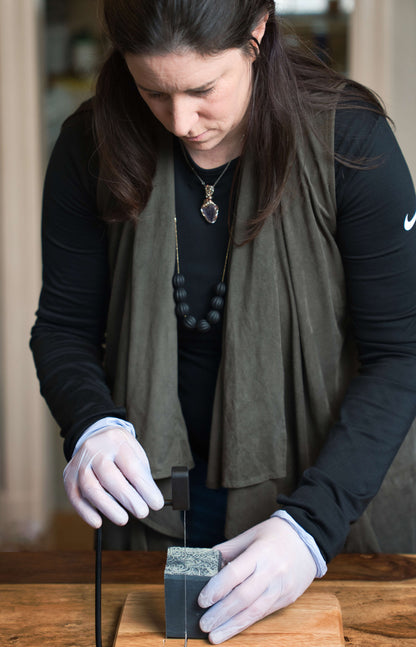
[164,546,222,639]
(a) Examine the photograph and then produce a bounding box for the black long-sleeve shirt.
[30,99,416,560]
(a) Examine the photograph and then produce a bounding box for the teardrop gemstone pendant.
[200,185,219,224]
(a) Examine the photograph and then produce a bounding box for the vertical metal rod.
[95,527,102,647]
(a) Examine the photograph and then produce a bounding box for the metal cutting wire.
[169,466,191,646]
[183,509,188,647]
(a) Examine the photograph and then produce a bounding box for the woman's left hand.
[198,516,317,644]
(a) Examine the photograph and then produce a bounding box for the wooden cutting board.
[113,585,344,646]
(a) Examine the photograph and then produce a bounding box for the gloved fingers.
[87,455,152,519]
[198,518,318,644]
[69,496,103,529]
[200,570,268,635]
[199,542,259,608]
[63,472,103,528]
[63,427,164,527]
[213,525,258,563]
[76,464,130,526]
[205,593,281,645]
[114,440,165,511]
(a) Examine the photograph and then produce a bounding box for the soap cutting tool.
[163,466,191,646]
[94,465,190,647]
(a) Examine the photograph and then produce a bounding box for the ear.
[252,12,269,46]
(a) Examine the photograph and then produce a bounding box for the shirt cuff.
[271,510,328,578]
[72,417,136,456]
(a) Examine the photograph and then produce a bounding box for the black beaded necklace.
[173,214,233,332]
[173,148,236,333]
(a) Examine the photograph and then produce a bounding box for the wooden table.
[1,551,416,646]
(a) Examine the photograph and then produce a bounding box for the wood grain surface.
[2,551,416,583]
[1,552,416,646]
[113,587,344,647]
[316,580,416,646]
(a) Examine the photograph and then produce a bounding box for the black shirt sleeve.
[279,105,416,561]
[30,105,127,460]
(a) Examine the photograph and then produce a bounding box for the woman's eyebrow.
[136,78,218,93]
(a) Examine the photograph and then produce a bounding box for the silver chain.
[180,142,232,189]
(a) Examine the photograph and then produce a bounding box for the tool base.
[113,586,344,646]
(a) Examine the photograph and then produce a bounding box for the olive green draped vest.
[99,110,416,554]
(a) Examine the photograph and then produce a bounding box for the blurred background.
[0,0,415,551]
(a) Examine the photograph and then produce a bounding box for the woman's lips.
[183,130,210,143]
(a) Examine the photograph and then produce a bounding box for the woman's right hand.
[63,427,164,528]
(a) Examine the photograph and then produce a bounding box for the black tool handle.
[165,465,190,511]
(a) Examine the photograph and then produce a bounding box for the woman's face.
[125,47,255,163]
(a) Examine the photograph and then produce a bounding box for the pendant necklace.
[180,142,232,224]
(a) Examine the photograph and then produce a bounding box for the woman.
[31,0,416,643]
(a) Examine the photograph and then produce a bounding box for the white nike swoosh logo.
[404,212,416,231]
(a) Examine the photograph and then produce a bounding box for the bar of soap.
[164,546,222,639]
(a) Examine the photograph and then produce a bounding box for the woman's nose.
[169,97,199,137]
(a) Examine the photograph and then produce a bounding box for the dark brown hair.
[94,0,386,238]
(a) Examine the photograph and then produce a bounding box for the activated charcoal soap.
[164,546,222,639]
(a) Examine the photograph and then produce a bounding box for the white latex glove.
[198,516,317,644]
[63,427,164,527]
